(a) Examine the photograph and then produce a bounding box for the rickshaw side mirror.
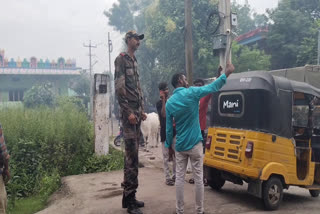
[272,135,277,142]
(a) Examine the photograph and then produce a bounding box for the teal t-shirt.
[165,74,227,152]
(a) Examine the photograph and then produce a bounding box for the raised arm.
[192,63,235,100]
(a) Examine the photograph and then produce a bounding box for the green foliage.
[69,71,90,109]
[83,147,124,173]
[37,170,61,198]
[104,0,135,33]
[106,0,272,107]
[296,20,320,66]
[69,70,90,97]
[55,96,86,112]
[0,98,124,211]
[104,0,152,33]
[266,0,320,69]
[23,82,55,108]
[7,195,47,214]
[232,1,256,35]
[232,42,271,72]
[231,1,269,35]
[0,104,93,198]
[289,0,320,20]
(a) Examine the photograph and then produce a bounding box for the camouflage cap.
[125,30,144,41]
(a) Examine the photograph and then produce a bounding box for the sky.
[239,0,279,14]
[0,0,279,75]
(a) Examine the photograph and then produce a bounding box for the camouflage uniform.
[114,52,144,198]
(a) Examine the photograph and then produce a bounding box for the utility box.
[213,34,227,50]
[231,13,238,27]
[93,74,110,155]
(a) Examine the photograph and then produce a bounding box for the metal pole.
[89,41,93,119]
[108,32,114,136]
[83,41,97,119]
[318,29,320,65]
[219,0,232,72]
[185,0,193,85]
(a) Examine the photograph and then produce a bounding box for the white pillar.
[93,74,109,155]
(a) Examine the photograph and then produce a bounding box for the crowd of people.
[114,30,234,214]
[0,29,233,214]
[0,29,234,214]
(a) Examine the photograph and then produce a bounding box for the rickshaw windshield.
[292,105,309,127]
[313,106,320,129]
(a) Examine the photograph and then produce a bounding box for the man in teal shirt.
[165,64,234,214]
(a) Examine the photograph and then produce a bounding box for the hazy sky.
[0,0,279,74]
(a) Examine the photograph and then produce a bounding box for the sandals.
[188,178,195,184]
[188,178,208,186]
[166,179,175,186]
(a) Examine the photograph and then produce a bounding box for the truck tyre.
[262,177,283,210]
[309,190,320,197]
[208,168,225,191]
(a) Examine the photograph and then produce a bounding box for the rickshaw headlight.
[245,141,254,158]
[206,135,212,150]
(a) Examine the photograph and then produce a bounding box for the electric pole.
[83,40,97,119]
[108,32,114,135]
[219,0,232,72]
[318,29,320,65]
[185,0,193,85]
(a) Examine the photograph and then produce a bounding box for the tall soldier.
[114,30,147,214]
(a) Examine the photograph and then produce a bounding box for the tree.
[253,13,269,28]
[140,0,221,104]
[104,0,151,33]
[232,42,271,72]
[69,70,90,97]
[232,1,256,35]
[23,82,55,108]
[296,20,320,65]
[289,0,320,20]
[105,0,271,106]
[266,0,320,69]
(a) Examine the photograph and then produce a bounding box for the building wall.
[0,75,72,102]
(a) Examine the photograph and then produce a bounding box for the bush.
[55,96,86,113]
[38,169,61,198]
[0,102,93,198]
[0,98,124,208]
[83,147,124,173]
[23,82,55,108]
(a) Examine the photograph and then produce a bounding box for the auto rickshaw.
[204,71,320,210]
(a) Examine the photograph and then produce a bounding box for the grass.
[7,146,124,214]
[8,195,47,214]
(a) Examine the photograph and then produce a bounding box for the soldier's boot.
[127,195,143,214]
[122,192,144,208]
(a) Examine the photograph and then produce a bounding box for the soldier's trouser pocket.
[122,118,141,140]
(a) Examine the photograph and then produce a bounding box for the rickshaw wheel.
[309,190,320,197]
[262,177,283,210]
[208,168,225,190]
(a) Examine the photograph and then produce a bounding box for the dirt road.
[36,146,320,214]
